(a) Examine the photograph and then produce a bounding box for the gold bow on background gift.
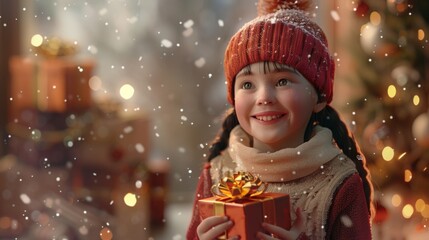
[33,36,78,58]
[211,171,268,201]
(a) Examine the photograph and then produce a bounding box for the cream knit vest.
[210,126,357,239]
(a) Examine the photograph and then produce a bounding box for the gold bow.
[34,37,78,58]
[211,171,268,200]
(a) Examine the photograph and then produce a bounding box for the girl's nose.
[257,86,275,105]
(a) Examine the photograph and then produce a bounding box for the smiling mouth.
[254,115,284,122]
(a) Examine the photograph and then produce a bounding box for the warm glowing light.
[392,194,402,207]
[0,217,11,229]
[387,85,396,98]
[370,11,381,26]
[398,152,407,160]
[382,146,394,161]
[413,95,420,106]
[119,84,135,100]
[422,205,429,218]
[99,227,113,240]
[415,199,426,212]
[88,76,102,91]
[418,29,425,41]
[124,193,137,207]
[402,204,414,219]
[31,34,44,47]
[404,169,412,182]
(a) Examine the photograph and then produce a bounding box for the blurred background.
[1,0,429,239]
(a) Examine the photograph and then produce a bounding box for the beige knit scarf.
[228,125,342,182]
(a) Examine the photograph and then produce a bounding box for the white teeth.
[256,115,281,121]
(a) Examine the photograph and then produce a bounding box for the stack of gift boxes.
[8,56,94,167]
[3,43,167,239]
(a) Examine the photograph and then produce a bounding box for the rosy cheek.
[234,102,245,116]
[234,100,248,123]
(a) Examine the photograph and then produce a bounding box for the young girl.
[187,0,374,239]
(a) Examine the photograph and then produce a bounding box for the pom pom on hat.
[224,0,334,104]
[257,0,311,15]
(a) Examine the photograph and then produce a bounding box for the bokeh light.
[387,85,396,98]
[404,169,412,182]
[402,204,414,219]
[382,146,394,161]
[119,84,135,100]
[30,34,43,47]
[422,205,429,218]
[370,11,381,25]
[99,227,113,240]
[392,194,402,207]
[413,95,420,106]
[123,193,137,207]
[89,76,102,91]
[418,29,425,40]
[415,199,426,212]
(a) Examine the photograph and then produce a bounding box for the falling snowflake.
[194,57,206,68]
[161,39,173,48]
[20,194,31,204]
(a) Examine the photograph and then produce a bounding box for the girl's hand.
[256,207,305,240]
[197,215,239,240]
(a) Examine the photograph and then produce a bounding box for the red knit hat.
[224,0,334,104]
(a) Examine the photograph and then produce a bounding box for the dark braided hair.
[206,105,374,217]
[207,108,239,161]
[308,105,375,217]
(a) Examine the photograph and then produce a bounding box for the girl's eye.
[242,82,253,89]
[276,78,289,87]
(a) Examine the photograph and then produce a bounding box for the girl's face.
[234,62,326,152]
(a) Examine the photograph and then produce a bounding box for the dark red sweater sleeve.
[326,173,372,239]
[186,163,213,240]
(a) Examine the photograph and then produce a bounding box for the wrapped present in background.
[147,159,170,227]
[70,100,151,171]
[4,37,155,240]
[70,100,151,215]
[7,37,95,167]
[198,172,291,239]
[8,56,95,117]
[7,109,77,167]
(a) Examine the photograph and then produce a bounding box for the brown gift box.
[8,56,94,117]
[198,192,291,239]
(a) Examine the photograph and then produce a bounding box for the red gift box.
[198,192,291,239]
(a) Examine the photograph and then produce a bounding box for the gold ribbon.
[214,201,227,240]
[211,171,268,200]
[34,37,78,58]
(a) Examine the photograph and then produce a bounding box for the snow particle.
[20,194,31,204]
[135,180,143,188]
[218,19,224,27]
[135,143,145,153]
[194,58,206,68]
[183,19,194,28]
[161,39,173,48]
[340,215,353,227]
[79,225,89,235]
[330,10,340,21]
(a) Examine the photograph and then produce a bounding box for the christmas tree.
[339,0,429,236]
